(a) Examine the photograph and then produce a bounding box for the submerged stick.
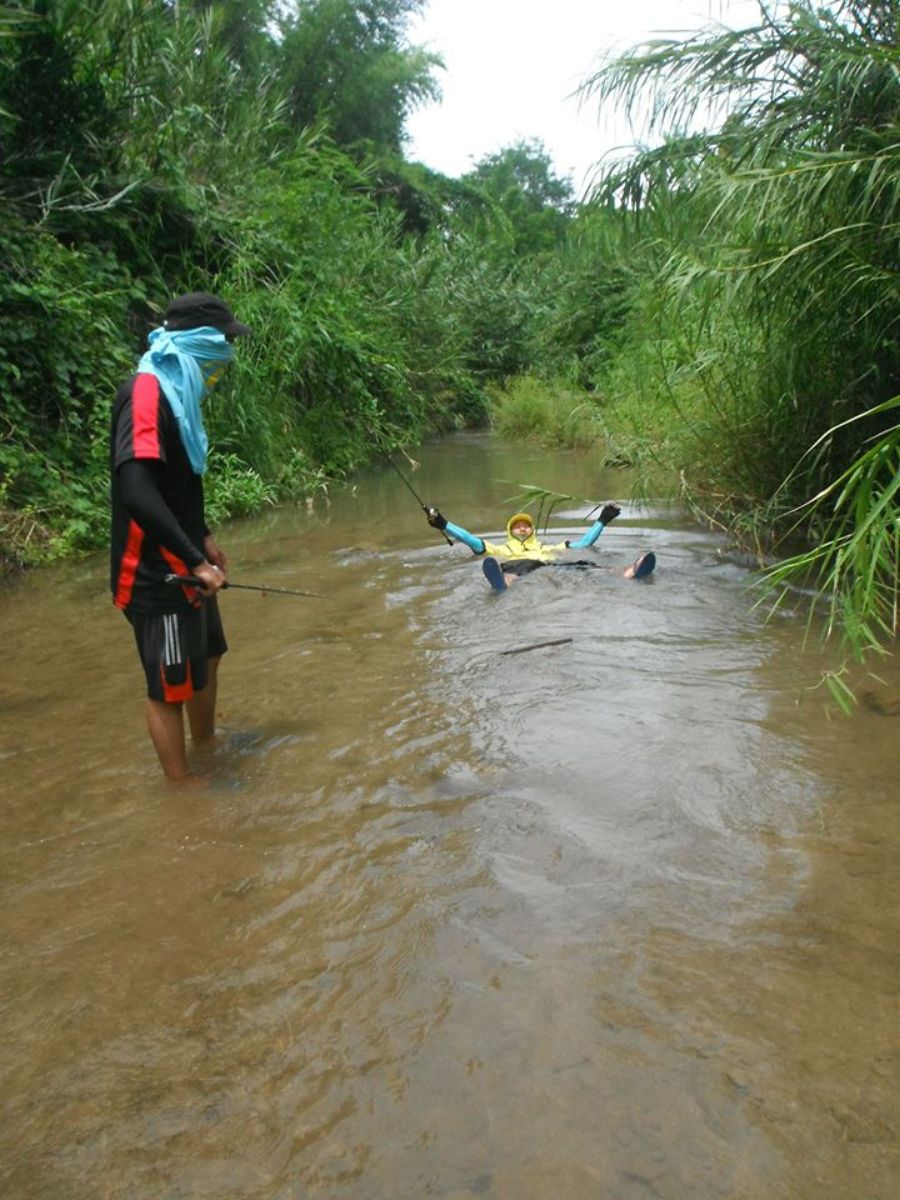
[862,690,900,716]
[500,637,574,656]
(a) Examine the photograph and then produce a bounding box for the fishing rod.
[387,455,454,546]
[165,574,323,598]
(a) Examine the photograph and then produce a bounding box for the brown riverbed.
[1,434,898,1199]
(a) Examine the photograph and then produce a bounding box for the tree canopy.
[276,0,441,151]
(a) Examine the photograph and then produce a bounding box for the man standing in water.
[109,292,251,783]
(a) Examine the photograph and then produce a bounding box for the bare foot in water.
[168,773,211,790]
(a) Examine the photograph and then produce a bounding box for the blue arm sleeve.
[445,520,486,554]
[566,520,605,550]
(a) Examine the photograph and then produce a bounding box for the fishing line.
[387,455,454,546]
[387,454,428,507]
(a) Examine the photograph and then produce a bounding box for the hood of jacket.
[502,512,551,558]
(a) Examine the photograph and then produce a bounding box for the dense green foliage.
[278,0,441,150]
[0,0,563,568]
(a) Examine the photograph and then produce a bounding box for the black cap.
[162,292,251,337]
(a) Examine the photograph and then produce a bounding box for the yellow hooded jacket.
[481,513,569,562]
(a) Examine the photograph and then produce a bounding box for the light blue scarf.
[137,326,234,475]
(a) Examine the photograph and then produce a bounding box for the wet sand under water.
[0,434,898,1199]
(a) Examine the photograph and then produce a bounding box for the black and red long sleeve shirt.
[109,373,208,614]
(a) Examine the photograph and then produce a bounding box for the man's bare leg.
[146,698,191,781]
[186,655,220,745]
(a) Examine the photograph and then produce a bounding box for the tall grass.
[574,0,900,671]
[759,394,900,707]
[488,376,607,449]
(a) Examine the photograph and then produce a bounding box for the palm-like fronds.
[575,1,900,679]
[761,396,900,668]
[501,483,603,531]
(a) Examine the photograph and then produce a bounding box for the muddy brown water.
[1,434,898,1199]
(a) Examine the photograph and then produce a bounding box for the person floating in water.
[425,505,655,590]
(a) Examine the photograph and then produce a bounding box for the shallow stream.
[1,434,898,1199]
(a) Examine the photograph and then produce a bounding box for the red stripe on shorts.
[161,658,195,703]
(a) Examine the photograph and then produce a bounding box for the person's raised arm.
[565,503,621,550]
[425,507,486,554]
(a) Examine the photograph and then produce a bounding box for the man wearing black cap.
[110,292,251,783]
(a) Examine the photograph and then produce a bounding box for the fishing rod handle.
[164,573,225,589]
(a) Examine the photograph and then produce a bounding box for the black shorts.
[501,559,546,577]
[126,598,227,702]
[502,559,598,575]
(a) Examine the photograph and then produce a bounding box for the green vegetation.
[1,0,897,686]
[489,377,607,450]
[571,0,900,688]
[0,0,549,568]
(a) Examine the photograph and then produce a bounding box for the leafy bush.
[488,375,606,449]
[203,453,278,525]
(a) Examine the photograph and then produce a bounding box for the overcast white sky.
[405,0,764,196]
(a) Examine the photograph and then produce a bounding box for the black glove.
[599,503,621,525]
[425,506,448,530]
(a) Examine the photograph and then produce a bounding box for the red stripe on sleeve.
[114,520,144,609]
[132,373,162,459]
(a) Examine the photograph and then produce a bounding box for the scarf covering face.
[137,326,234,474]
